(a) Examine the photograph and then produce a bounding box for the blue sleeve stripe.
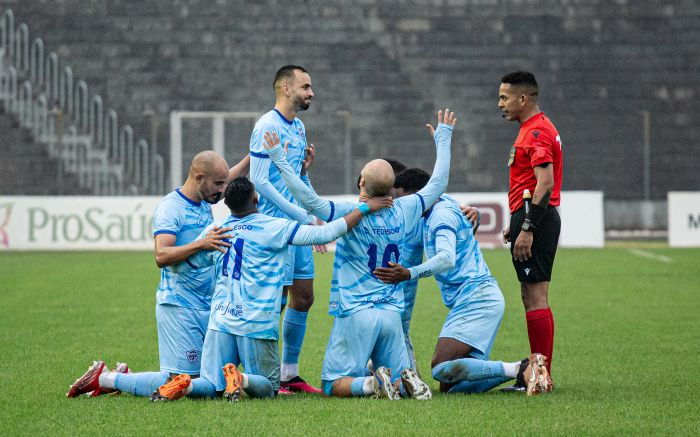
[327,201,335,222]
[186,259,199,269]
[250,151,269,159]
[287,222,301,244]
[416,193,426,212]
[153,230,177,236]
[433,225,457,236]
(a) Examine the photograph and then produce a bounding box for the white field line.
[628,249,672,263]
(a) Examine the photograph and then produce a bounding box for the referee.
[498,71,562,387]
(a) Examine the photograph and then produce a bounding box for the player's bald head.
[360,159,395,197]
[189,150,229,178]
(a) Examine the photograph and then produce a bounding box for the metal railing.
[0,8,165,195]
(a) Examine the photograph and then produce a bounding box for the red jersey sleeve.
[523,127,555,168]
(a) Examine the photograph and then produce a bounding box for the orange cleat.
[150,374,191,401]
[223,363,244,402]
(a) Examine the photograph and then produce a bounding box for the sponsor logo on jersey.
[372,227,400,235]
[233,224,254,231]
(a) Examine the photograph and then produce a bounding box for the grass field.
[1,247,699,435]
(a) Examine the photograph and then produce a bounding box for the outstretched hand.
[460,204,480,234]
[262,131,290,153]
[365,195,394,213]
[301,143,316,176]
[373,262,411,284]
[426,108,457,137]
[201,226,232,253]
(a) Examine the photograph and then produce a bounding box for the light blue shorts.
[321,307,410,385]
[440,281,505,360]
[200,328,280,392]
[283,245,315,286]
[156,303,209,375]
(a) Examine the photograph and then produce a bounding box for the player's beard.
[295,95,311,111]
[205,192,222,204]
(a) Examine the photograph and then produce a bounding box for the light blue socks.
[114,371,170,397]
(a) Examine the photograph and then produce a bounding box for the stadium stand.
[0,0,698,199]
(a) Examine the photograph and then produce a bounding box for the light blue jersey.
[423,195,494,309]
[400,222,424,312]
[329,195,427,317]
[264,122,454,318]
[184,212,351,340]
[152,189,215,310]
[250,109,313,223]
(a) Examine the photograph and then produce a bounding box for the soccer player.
[374,168,552,396]
[262,108,456,399]
[67,151,245,398]
[382,159,481,374]
[249,65,321,393]
[150,177,392,401]
[498,71,562,387]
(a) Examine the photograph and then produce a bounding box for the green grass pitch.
[1,248,699,435]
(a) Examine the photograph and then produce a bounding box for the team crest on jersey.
[532,130,540,138]
[186,349,199,364]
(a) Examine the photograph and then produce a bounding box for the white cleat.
[400,368,432,400]
[372,366,401,400]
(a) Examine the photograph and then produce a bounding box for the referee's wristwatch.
[521,219,534,232]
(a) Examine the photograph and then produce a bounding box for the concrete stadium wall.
[1,0,698,200]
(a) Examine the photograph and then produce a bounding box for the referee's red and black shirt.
[507,112,563,213]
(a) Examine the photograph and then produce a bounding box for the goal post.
[169,111,260,187]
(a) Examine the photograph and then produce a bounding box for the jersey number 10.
[367,243,400,275]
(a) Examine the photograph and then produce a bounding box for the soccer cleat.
[400,368,432,400]
[277,387,295,396]
[521,353,552,396]
[88,362,130,397]
[280,376,322,394]
[372,366,401,400]
[150,374,191,401]
[500,357,530,393]
[67,361,106,398]
[223,363,243,402]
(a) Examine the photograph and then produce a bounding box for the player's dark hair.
[394,168,430,193]
[273,65,308,89]
[224,177,256,213]
[382,158,407,176]
[501,71,539,97]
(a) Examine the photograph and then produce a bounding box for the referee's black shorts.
[509,206,561,283]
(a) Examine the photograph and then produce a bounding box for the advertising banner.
[668,192,700,247]
[0,191,604,250]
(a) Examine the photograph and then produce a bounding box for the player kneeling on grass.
[261,108,458,400]
[151,177,393,401]
[374,168,551,396]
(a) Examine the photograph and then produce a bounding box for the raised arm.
[415,108,456,210]
[290,196,392,246]
[262,131,338,221]
[227,153,250,183]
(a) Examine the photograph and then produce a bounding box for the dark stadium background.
[1,0,698,231]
